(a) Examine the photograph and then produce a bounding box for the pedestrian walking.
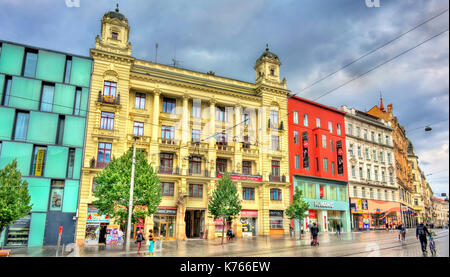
[416,222,431,254]
[289,224,293,238]
[226,227,235,241]
[135,229,144,254]
[310,223,319,246]
[336,223,341,236]
[385,222,389,231]
[148,230,155,256]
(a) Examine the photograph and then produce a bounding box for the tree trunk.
[0,226,4,249]
[222,221,225,245]
[298,219,302,240]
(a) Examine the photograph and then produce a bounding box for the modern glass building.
[0,40,92,247]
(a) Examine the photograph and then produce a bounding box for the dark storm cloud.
[0,0,448,194]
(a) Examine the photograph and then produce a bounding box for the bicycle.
[400,230,406,245]
[428,235,436,256]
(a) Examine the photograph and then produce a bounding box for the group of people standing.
[135,229,155,256]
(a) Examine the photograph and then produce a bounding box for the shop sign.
[217,174,262,181]
[156,207,177,215]
[361,199,368,211]
[308,210,316,218]
[269,210,283,217]
[87,205,110,223]
[314,201,333,209]
[241,210,258,217]
[320,187,324,197]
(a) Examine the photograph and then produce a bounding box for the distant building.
[0,40,92,247]
[433,198,449,227]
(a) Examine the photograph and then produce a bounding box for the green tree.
[208,174,242,244]
[285,186,309,239]
[92,148,161,242]
[0,160,32,249]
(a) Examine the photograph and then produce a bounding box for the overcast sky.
[0,0,448,197]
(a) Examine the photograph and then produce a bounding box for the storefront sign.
[241,210,258,217]
[314,201,333,209]
[156,207,177,215]
[269,210,283,217]
[309,210,316,218]
[362,199,368,211]
[87,205,110,223]
[217,174,262,181]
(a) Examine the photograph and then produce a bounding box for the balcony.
[242,145,258,156]
[158,166,180,175]
[269,174,286,182]
[159,138,179,150]
[188,169,210,177]
[216,171,263,181]
[215,143,234,155]
[127,134,151,146]
[189,141,209,152]
[267,119,284,131]
[89,157,109,169]
[97,91,120,105]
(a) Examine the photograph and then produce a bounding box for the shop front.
[350,198,401,230]
[85,204,111,245]
[269,210,285,235]
[401,204,417,228]
[153,207,177,240]
[302,201,350,233]
[240,210,258,237]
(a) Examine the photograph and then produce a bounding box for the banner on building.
[336,140,344,174]
[34,149,45,176]
[302,132,309,169]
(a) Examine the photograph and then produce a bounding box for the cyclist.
[310,222,320,246]
[416,222,431,254]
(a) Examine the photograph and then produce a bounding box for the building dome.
[257,44,279,62]
[104,4,127,21]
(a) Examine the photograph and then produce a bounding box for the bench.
[0,250,11,257]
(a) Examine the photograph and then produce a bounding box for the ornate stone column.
[151,89,161,142]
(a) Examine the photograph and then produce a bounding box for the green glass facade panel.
[63,116,85,147]
[62,180,79,213]
[26,111,58,144]
[0,141,33,175]
[0,106,15,140]
[79,87,89,117]
[69,57,92,88]
[28,212,47,247]
[72,148,83,180]
[9,77,42,110]
[44,146,68,179]
[35,50,66,83]
[0,74,4,103]
[24,177,51,212]
[52,84,75,115]
[0,43,25,75]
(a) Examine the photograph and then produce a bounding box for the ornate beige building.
[75,7,291,246]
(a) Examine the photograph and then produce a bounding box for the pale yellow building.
[408,140,423,225]
[75,7,291,246]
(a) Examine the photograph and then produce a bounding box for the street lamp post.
[125,136,138,252]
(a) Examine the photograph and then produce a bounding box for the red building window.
[103,81,117,97]
[100,112,114,130]
[97,142,112,168]
[216,133,227,145]
[243,187,255,200]
[135,93,146,109]
[189,156,202,174]
[160,153,173,173]
[163,98,176,114]
[161,126,174,142]
[189,184,203,198]
[270,188,282,201]
[272,160,280,176]
[133,121,144,136]
[192,129,201,142]
[216,158,227,173]
[162,182,174,196]
[242,161,252,175]
[272,135,280,151]
[270,110,279,127]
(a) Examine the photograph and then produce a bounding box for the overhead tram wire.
[288,8,449,99]
[406,118,449,134]
[311,28,449,102]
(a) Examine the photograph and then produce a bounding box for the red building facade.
[288,96,350,232]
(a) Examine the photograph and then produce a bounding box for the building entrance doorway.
[185,210,205,238]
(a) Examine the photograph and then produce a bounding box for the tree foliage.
[0,160,32,246]
[285,186,309,239]
[208,174,242,243]
[92,148,161,233]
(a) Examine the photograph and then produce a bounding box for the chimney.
[387,104,393,114]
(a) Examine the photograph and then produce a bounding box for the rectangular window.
[330,140,334,152]
[242,161,252,175]
[293,111,298,124]
[379,151,384,162]
[367,168,371,180]
[216,133,227,145]
[315,134,318,148]
[100,112,114,130]
[30,145,47,176]
[348,144,354,156]
[271,135,279,151]
[316,158,319,172]
[323,158,328,172]
[216,158,227,173]
[271,160,280,176]
[67,148,75,179]
[160,153,173,173]
[328,185,337,201]
[293,131,299,144]
[385,135,390,145]
[2,76,12,106]
[362,187,366,198]
[356,127,360,137]
[370,188,374,199]
[243,187,255,200]
[216,106,227,122]
[192,129,201,142]
[303,114,308,127]
[377,189,381,200]
[328,121,333,133]
[348,124,353,135]
[337,123,341,135]
[64,56,72,83]
[331,162,335,175]
[322,134,326,148]
[353,186,358,197]
[358,146,362,157]
[364,129,368,140]
[97,142,112,168]
[270,188,282,201]
[162,182,175,196]
[13,111,30,141]
[374,170,378,181]
[359,167,363,179]
[351,165,356,177]
[270,110,279,127]
[22,49,38,78]
[387,153,392,163]
[73,88,82,115]
[382,171,386,182]
[133,121,144,136]
[189,156,202,174]
[295,155,300,169]
[103,81,117,97]
[193,103,201,118]
[373,150,377,161]
[365,148,370,160]
[189,184,203,198]
[319,184,326,199]
[49,180,64,211]
[389,172,394,183]
[56,115,65,145]
[378,134,382,144]
[135,92,146,109]
[40,84,55,112]
[371,131,375,142]
[161,126,174,141]
[163,98,176,114]
[316,118,321,128]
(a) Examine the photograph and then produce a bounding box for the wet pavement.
[6,229,448,257]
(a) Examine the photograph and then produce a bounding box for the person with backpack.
[310,222,319,246]
[416,222,431,254]
[135,229,144,254]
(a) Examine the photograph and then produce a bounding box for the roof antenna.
[266,43,269,51]
[116,3,119,12]
[155,43,158,64]
[172,46,181,68]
